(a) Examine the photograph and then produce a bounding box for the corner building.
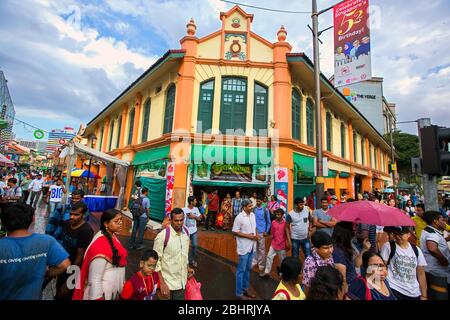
[83,6,393,221]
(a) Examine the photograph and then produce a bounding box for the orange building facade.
[83,6,393,221]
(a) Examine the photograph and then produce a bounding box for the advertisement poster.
[334,0,372,87]
[164,162,175,217]
[274,167,288,213]
[193,163,269,184]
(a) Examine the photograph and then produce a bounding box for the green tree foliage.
[384,130,420,183]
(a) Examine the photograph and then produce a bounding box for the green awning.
[327,169,337,178]
[339,172,351,178]
[191,144,271,165]
[132,145,170,166]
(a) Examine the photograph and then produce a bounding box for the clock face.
[231,42,241,54]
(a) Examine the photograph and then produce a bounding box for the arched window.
[142,99,151,142]
[326,112,332,152]
[291,89,301,140]
[306,99,314,146]
[220,77,247,134]
[128,108,135,145]
[163,84,176,134]
[116,115,122,149]
[197,80,214,133]
[254,82,268,136]
[108,120,114,151]
[340,122,346,158]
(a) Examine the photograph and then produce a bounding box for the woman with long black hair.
[332,222,370,292]
[73,209,128,300]
[307,266,345,300]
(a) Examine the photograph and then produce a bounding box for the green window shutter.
[254,83,268,137]
[99,127,104,150]
[116,115,122,149]
[326,112,332,152]
[142,99,151,142]
[108,121,114,151]
[220,77,247,135]
[361,138,365,165]
[291,89,301,140]
[306,99,314,146]
[128,109,135,145]
[197,80,214,133]
[340,122,346,158]
[163,85,176,134]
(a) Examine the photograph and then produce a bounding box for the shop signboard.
[334,0,372,87]
[165,162,175,217]
[193,163,268,184]
[274,167,289,212]
[136,160,167,180]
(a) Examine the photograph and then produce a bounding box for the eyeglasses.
[368,263,386,269]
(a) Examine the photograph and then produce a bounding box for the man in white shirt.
[286,197,313,259]
[46,178,67,215]
[380,226,428,300]
[29,173,44,209]
[183,196,202,268]
[420,211,450,300]
[232,199,258,300]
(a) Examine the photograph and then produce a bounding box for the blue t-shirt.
[141,197,150,218]
[332,246,357,285]
[0,234,69,300]
[253,206,271,234]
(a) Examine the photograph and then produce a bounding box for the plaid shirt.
[301,250,334,287]
[232,198,243,216]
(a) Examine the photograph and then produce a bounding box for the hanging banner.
[274,167,289,213]
[164,162,175,217]
[193,163,269,185]
[333,0,372,87]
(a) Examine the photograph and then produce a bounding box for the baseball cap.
[390,226,412,234]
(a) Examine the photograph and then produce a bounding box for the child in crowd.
[121,250,160,300]
[272,257,305,300]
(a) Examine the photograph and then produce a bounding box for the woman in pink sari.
[268,195,280,219]
[73,209,128,300]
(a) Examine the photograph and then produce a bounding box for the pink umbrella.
[328,201,416,226]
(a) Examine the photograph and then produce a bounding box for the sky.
[1,0,449,142]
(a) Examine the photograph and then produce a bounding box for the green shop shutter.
[292,89,301,141]
[132,145,171,166]
[163,85,176,134]
[129,177,166,222]
[293,153,315,185]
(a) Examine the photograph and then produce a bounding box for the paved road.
[32,201,277,300]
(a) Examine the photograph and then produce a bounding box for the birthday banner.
[334,0,372,87]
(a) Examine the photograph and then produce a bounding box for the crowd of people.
[1,170,449,301]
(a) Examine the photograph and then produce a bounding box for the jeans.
[205,210,217,229]
[264,246,286,274]
[236,251,254,297]
[189,232,198,263]
[251,236,267,271]
[30,191,42,209]
[130,216,148,247]
[48,202,60,215]
[291,238,311,258]
[170,289,185,300]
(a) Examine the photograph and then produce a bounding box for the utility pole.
[417,118,439,211]
[389,119,397,198]
[312,0,324,207]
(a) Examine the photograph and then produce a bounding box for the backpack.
[386,240,419,267]
[163,225,189,250]
[131,190,146,219]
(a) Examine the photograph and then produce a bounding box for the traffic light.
[420,125,450,176]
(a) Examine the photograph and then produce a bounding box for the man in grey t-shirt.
[313,196,337,237]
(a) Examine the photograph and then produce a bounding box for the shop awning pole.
[86,156,92,195]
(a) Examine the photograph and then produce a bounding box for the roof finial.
[277,25,287,42]
[186,18,196,36]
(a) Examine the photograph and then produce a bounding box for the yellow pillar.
[119,104,128,149]
[335,172,341,199]
[101,117,110,153]
[132,93,142,146]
